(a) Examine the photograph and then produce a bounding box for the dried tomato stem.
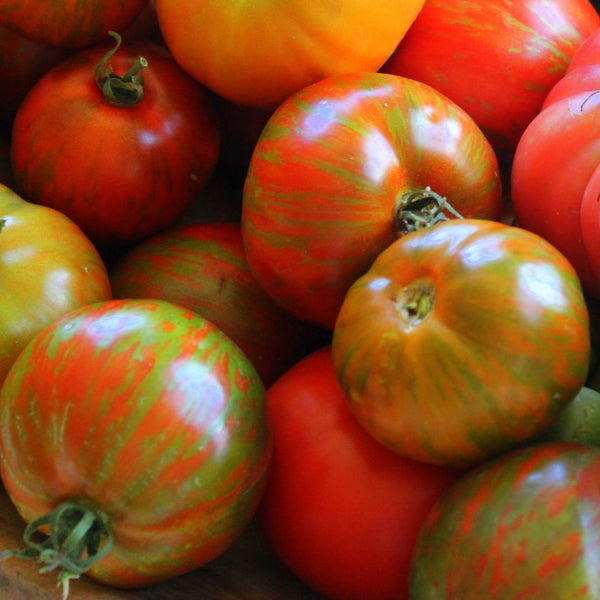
[396,278,436,330]
[0,501,113,600]
[95,30,147,108]
[394,187,463,236]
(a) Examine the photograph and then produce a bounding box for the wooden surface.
[0,489,326,600]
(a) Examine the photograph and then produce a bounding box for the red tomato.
[511,88,600,297]
[109,221,328,387]
[10,33,220,255]
[381,0,600,160]
[155,0,426,109]
[242,72,503,329]
[0,184,112,387]
[410,443,600,599]
[0,299,271,592]
[331,219,591,468]
[258,346,460,600]
[0,0,147,47]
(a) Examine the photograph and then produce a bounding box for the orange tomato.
[155,0,425,108]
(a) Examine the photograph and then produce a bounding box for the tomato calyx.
[0,500,113,599]
[95,31,148,108]
[394,187,463,236]
[396,277,435,331]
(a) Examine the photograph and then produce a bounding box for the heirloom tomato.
[155,0,425,109]
[410,443,600,599]
[511,87,600,297]
[0,0,147,48]
[109,221,327,387]
[0,184,111,388]
[258,347,460,600]
[381,0,600,160]
[331,219,591,469]
[0,299,271,593]
[10,32,220,255]
[242,72,503,329]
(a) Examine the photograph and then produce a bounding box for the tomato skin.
[332,219,590,469]
[155,0,425,109]
[0,183,111,387]
[258,346,460,600]
[0,0,147,47]
[410,442,600,599]
[511,90,600,297]
[0,299,271,588]
[381,0,600,160]
[242,72,502,330]
[10,37,220,254]
[109,221,328,387]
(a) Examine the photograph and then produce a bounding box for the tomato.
[0,183,111,387]
[331,219,590,468]
[511,89,600,297]
[10,33,220,256]
[0,24,71,134]
[242,72,503,329]
[258,346,460,600]
[409,442,600,599]
[155,0,426,109]
[0,0,147,47]
[381,0,600,160]
[109,221,328,387]
[0,299,271,592]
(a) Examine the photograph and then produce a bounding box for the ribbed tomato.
[155,0,426,109]
[0,299,271,593]
[410,442,600,599]
[109,221,327,386]
[10,33,220,255]
[242,72,503,330]
[0,0,147,47]
[331,219,591,468]
[381,0,600,160]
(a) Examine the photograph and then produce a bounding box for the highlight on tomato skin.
[0,299,272,593]
[331,218,592,469]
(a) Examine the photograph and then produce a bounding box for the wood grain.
[0,489,326,600]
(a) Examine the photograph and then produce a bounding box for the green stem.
[95,31,147,108]
[394,186,463,237]
[0,501,113,600]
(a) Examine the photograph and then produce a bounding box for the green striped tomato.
[409,442,600,599]
[0,299,271,591]
[331,219,591,468]
[109,221,327,386]
[242,72,503,330]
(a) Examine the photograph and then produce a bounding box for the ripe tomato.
[381,0,600,160]
[0,0,147,47]
[511,87,600,297]
[410,442,600,599]
[331,219,591,468]
[0,183,111,387]
[10,33,220,255]
[0,299,271,592]
[109,221,328,387]
[242,72,503,329]
[258,346,461,600]
[155,0,426,109]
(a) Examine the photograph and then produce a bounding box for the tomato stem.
[396,278,435,330]
[0,501,113,599]
[394,187,463,236]
[95,30,147,108]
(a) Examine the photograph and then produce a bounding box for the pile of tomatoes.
[3,1,600,599]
